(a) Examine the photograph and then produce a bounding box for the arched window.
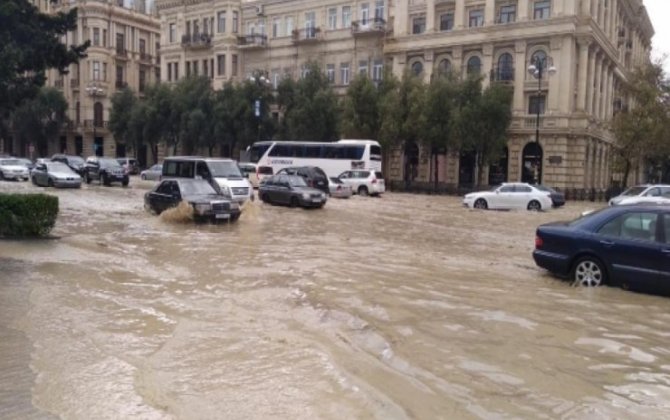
[94,102,103,127]
[411,61,423,76]
[531,50,547,66]
[438,59,452,76]
[466,56,481,76]
[497,53,514,81]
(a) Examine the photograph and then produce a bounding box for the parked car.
[31,161,82,188]
[144,178,241,222]
[258,174,328,208]
[533,185,565,208]
[15,157,35,172]
[0,158,30,181]
[617,196,670,206]
[84,156,129,186]
[533,205,670,296]
[140,164,163,181]
[237,162,260,188]
[276,166,329,195]
[117,157,140,175]
[337,170,385,196]
[463,182,553,211]
[51,154,86,177]
[328,177,353,199]
[609,184,670,206]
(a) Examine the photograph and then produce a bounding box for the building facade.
[3,0,161,166]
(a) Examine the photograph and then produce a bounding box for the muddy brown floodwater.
[2,180,670,419]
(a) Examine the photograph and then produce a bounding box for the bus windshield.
[249,144,271,163]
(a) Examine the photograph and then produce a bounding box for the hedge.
[0,193,59,237]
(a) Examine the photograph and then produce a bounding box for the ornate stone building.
[3,0,161,166]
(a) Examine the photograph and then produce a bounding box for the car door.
[657,213,670,296]
[276,175,291,204]
[33,164,47,186]
[512,185,533,209]
[595,211,663,290]
[338,171,353,189]
[152,181,176,213]
[492,185,514,209]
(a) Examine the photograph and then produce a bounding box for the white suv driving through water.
[337,170,385,196]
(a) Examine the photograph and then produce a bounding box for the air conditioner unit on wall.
[256,5,264,16]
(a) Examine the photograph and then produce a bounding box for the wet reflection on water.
[1,181,670,419]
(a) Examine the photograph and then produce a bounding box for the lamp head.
[527,64,537,75]
[547,65,557,76]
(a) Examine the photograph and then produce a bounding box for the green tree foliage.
[11,87,68,156]
[172,76,213,155]
[108,87,137,153]
[340,75,380,139]
[611,61,670,186]
[378,71,425,150]
[0,0,88,117]
[280,61,339,141]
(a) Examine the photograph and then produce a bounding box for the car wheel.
[260,193,269,203]
[102,173,109,186]
[31,176,37,186]
[527,200,542,211]
[84,173,91,184]
[122,178,129,187]
[47,178,54,187]
[474,198,488,210]
[572,256,606,287]
[290,197,299,208]
[358,186,369,196]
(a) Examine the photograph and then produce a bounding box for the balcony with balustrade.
[237,34,268,49]
[351,17,387,37]
[181,33,213,49]
[291,27,321,44]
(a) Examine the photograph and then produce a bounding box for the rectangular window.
[340,63,350,85]
[359,60,368,76]
[103,63,107,81]
[373,59,383,81]
[342,6,352,28]
[116,33,125,52]
[93,61,100,80]
[273,17,281,37]
[217,54,226,76]
[186,21,191,36]
[139,39,146,54]
[116,65,123,83]
[103,29,107,47]
[469,9,484,27]
[534,1,551,20]
[412,16,426,34]
[193,61,198,76]
[203,59,208,78]
[139,69,146,92]
[374,0,384,19]
[93,28,100,46]
[258,19,265,35]
[233,11,239,33]
[186,61,191,77]
[326,64,335,83]
[286,16,294,34]
[232,54,238,76]
[174,63,179,80]
[218,11,226,33]
[328,8,337,29]
[168,63,172,81]
[528,95,546,115]
[440,12,454,31]
[360,3,370,25]
[499,5,516,23]
[169,23,175,42]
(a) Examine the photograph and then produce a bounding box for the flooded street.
[2,180,670,419]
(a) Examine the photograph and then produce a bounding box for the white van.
[162,156,253,204]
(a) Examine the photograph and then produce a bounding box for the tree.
[0,0,88,117]
[141,84,174,164]
[172,76,213,155]
[341,75,380,139]
[109,88,137,155]
[611,61,670,186]
[281,61,339,141]
[11,87,68,157]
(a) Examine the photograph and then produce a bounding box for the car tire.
[474,198,488,210]
[122,177,129,187]
[527,200,542,211]
[102,173,109,186]
[84,173,91,184]
[289,197,299,208]
[358,186,369,196]
[572,256,606,287]
[31,176,37,186]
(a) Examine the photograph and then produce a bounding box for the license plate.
[312,198,322,203]
[215,213,230,219]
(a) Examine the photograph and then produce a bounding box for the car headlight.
[230,202,239,210]
[219,186,231,198]
[302,192,311,199]
[194,203,211,214]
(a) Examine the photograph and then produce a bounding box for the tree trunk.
[622,159,631,188]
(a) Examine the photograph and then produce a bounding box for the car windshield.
[208,161,242,178]
[1,159,21,166]
[567,207,611,227]
[17,159,32,166]
[99,158,122,168]
[69,156,85,165]
[46,162,73,172]
[288,176,307,187]
[329,177,343,184]
[151,165,162,171]
[180,180,217,195]
[621,186,648,196]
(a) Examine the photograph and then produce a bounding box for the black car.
[276,166,329,195]
[144,179,241,222]
[535,185,566,208]
[259,174,328,208]
[51,154,86,177]
[533,205,670,296]
[84,157,129,186]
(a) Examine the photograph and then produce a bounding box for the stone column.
[591,55,602,116]
[557,35,574,113]
[597,60,607,119]
[548,37,562,113]
[485,0,495,25]
[426,0,436,32]
[513,41,527,112]
[482,43,494,88]
[518,0,529,21]
[455,0,465,29]
[576,39,590,111]
[452,46,463,76]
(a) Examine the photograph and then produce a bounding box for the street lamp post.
[249,73,271,142]
[527,55,556,185]
[85,82,105,156]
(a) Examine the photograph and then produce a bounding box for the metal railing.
[139,52,152,62]
[181,33,213,48]
[237,34,268,47]
[351,17,387,34]
[116,48,128,58]
[292,27,321,42]
[83,119,109,129]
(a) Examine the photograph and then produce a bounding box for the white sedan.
[0,158,30,181]
[463,183,554,211]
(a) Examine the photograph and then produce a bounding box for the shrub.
[0,193,59,237]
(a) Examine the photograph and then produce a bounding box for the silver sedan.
[328,177,353,199]
[140,164,163,181]
[31,162,82,188]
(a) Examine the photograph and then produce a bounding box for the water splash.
[159,201,194,224]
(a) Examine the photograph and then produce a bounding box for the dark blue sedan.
[533,205,670,295]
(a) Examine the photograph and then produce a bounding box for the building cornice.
[57,2,160,28]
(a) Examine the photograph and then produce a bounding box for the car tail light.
[535,235,543,248]
[371,178,377,184]
[337,185,341,191]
